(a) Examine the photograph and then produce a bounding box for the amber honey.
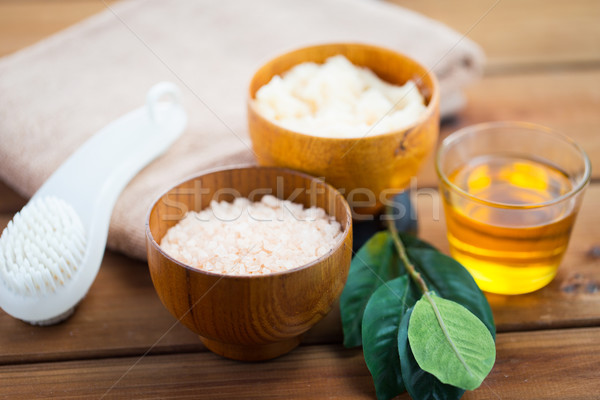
[444,154,576,294]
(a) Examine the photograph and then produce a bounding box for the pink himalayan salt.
[160,195,343,275]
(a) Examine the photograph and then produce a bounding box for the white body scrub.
[253,55,427,138]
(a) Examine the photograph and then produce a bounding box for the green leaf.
[408,294,496,391]
[362,276,419,400]
[398,307,465,400]
[406,248,496,339]
[341,232,403,347]
[340,231,497,399]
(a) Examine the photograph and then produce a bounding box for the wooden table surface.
[1,1,599,399]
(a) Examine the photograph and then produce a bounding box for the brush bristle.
[0,196,86,296]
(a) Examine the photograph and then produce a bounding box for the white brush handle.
[1,82,187,323]
[34,81,186,223]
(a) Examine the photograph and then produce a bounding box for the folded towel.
[0,0,484,260]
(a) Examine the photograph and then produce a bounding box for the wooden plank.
[0,328,598,399]
[0,184,597,364]
[417,68,600,187]
[0,0,598,383]
[0,0,117,58]
[0,251,203,365]
[391,0,600,72]
[3,0,599,71]
[0,3,595,400]
[465,327,600,400]
[458,71,600,163]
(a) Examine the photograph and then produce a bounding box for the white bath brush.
[0,82,187,325]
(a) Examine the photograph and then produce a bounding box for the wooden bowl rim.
[145,164,353,280]
[247,42,440,143]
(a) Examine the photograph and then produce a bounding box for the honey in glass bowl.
[437,122,591,295]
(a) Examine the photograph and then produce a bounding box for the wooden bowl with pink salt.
[146,166,353,361]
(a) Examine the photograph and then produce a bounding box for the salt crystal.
[160,197,343,276]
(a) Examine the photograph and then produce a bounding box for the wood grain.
[416,68,600,187]
[0,0,117,58]
[458,70,600,165]
[4,0,599,71]
[0,250,203,366]
[417,69,600,187]
[391,0,600,73]
[0,186,597,364]
[0,1,599,399]
[1,328,598,399]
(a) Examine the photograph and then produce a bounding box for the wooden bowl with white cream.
[248,43,440,217]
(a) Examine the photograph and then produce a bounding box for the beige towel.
[0,0,484,260]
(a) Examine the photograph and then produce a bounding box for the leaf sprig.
[340,222,496,400]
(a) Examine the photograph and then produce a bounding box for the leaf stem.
[386,219,429,295]
[388,220,475,378]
